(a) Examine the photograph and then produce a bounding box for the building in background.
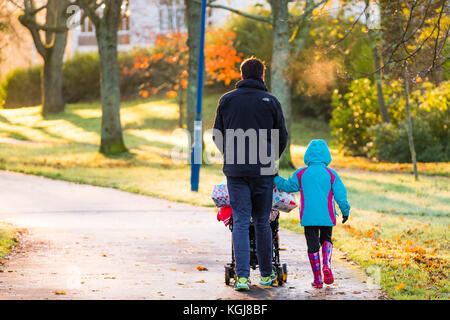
[68,0,265,56]
[1,0,377,78]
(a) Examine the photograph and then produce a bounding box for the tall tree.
[16,0,69,115]
[377,0,448,180]
[194,0,327,168]
[364,0,389,123]
[75,0,127,154]
[328,0,448,180]
[185,0,202,141]
[269,0,293,168]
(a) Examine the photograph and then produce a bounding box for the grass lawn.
[0,91,448,299]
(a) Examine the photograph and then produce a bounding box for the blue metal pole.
[190,0,207,192]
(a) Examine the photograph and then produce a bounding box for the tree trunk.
[366,0,389,123]
[270,0,294,169]
[178,89,185,128]
[97,23,127,155]
[41,31,66,115]
[20,0,68,115]
[403,65,419,181]
[185,0,201,140]
[370,37,389,123]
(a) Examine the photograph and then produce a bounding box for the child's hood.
[304,139,332,166]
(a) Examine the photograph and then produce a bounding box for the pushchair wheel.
[276,266,284,285]
[224,264,235,286]
[282,263,288,282]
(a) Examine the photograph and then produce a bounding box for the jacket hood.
[304,139,332,166]
[236,78,267,91]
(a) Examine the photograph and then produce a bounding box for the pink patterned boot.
[308,252,323,289]
[322,241,334,285]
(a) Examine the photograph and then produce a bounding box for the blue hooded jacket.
[274,139,350,227]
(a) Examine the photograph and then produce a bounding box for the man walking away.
[212,57,288,290]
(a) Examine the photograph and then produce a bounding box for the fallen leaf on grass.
[394,282,406,291]
[196,266,208,271]
[53,291,67,295]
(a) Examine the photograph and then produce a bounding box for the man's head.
[240,57,265,81]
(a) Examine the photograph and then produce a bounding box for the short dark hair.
[240,57,265,79]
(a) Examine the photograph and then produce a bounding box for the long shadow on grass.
[346,184,447,217]
[123,116,178,132]
[0,114,10,123]
[45,102,181,146]
[343,173,449,204]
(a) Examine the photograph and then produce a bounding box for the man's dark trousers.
[227,175,274,278]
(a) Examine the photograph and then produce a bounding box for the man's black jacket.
[212,78,288,177]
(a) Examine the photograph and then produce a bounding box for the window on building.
[158,0,184,33]
[119,13,130,31]
[119,1,131,32]
[80,18,94,33]
[80,1,130,33]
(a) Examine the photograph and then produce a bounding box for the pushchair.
[221,209,288,286]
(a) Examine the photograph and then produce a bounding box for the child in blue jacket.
[274,139,350,288]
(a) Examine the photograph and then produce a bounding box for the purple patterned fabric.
[322,241,332,268]
[272,185,298,213]
[308,252,323,288]
[211,183,230,208]
[322,241,334,285]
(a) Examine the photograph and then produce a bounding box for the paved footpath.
[0,171,385,300]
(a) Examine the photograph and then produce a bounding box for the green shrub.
[63,52,142,102]
[225,8,273,84]
[1,66,42,108]
[368,119,448,163]
[1,52,144,108]
[412,81,450,153]
[330,78,380,156]
[63,52,100,103]
[331,78,449,162]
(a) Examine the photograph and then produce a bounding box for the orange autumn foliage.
[205,28,243,86]
[131,29,242,100]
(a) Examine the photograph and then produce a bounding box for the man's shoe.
[259,270,277,286]
[234,277,250,291]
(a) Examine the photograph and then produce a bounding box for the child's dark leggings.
[304,226,333,253]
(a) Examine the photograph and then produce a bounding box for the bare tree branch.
[290,0,328,26]
[75,0,101,26]
[193,0,271,24]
